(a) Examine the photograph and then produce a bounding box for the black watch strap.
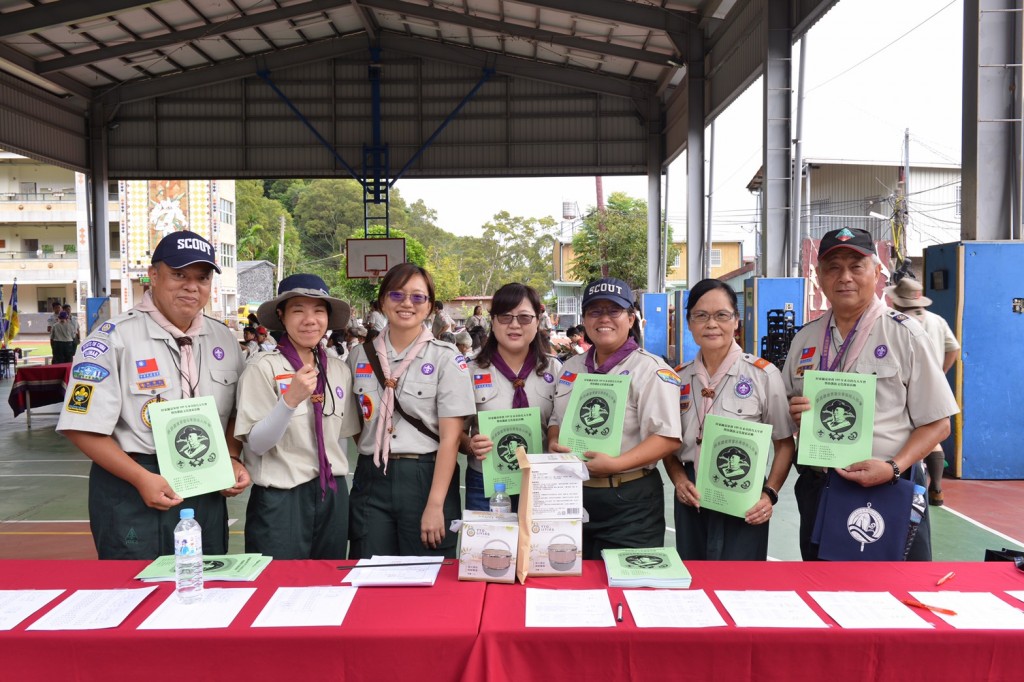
[885,459,901,485]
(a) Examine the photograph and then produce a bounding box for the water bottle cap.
[494,483,506,493]
[179,508,195,519]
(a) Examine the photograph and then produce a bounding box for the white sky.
[396,0,963,255]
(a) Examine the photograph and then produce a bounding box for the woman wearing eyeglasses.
[461,283,562,511]
[549,277,682,558]
[664,279,795,561]
[347,263,476,558]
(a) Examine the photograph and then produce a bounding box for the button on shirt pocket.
[474,384,498,407]
[400,376,438,422]
[721,394,761,422]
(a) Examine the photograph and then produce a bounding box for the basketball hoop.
[368,269,384,286]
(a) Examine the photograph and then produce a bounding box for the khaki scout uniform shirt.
[349,337,476,455]
[782,309,959,461]
[56,309,244,454]
[465,356,563,473]
[675,354,793,465]
[235,352,361,488]
[551,348,682,472]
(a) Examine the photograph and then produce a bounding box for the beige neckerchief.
[135,290,204,398]
[372,326,434,472]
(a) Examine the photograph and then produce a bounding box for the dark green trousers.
[245,477,349,560]
[581,469,665,560]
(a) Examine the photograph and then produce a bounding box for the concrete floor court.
[2,374,1023,562]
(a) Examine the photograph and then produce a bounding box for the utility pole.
[595,176,608,277]
[277,214,286,288]
[893,129,910,279]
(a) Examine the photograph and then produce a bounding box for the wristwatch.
[762,485,779,506]
[885,459,901,485]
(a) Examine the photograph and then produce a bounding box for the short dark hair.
[377,263,436,308]
[474,282,550,376]
[685,279,738,320]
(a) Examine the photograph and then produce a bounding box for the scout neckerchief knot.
[372,327,434,472]
[693,341,743,449]
[489,351,537,409]
[276,334,334,498]
[820,297,887,373]
[136,290,202,398]
[584,337,639,374]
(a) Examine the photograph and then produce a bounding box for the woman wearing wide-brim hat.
[234,274,361,559]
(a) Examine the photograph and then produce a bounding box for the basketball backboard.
[346,238,406,279]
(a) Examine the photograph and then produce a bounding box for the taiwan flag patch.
[473,373,492,389]
[680,383,692,411]
[559,371,578,386]
[355,362,373,379]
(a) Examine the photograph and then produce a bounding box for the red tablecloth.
[0,560,486,682]
[7,363,71,416]
[465,560,1024,682]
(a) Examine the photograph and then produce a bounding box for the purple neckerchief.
[820,312,861,372]
[489,351,537,409]
[585,338,640,374]
[276,334,335,498]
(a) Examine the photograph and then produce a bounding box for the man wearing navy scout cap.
[781,227,958,561]
[58,229,250,559]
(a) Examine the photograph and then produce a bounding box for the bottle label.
[175,532,201,556]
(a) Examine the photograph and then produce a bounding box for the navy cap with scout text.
[582,277,634,310]
[151,230,222,273]
[818,227,876,259]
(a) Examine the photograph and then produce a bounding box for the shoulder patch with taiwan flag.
[656,368,681,386]
[454,354,469,372]
[800,347,816,362]
[680,383,691,412]
[275,373,294,394]
[559,370,578,386]
[354,362,373,380]
[473,373,492,389]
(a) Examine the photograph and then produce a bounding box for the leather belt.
[388,453,437,462]
[582,468,652,488]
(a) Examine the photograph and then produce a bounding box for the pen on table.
[936,571,956,586]
[900,598,957,616]
[616,602,624,623]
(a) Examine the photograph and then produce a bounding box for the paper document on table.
[342,556,443,587]
[26,586,157,630]
[0,590,65,630]
[808,591,932,629]
[135,553,271,582]
[252,586,358,627]
[909,592,1024,629]
[1006,591,1024,606]
[138,588,255,629]
[525,588,616,628]
[623,589,727,628]
[715,590,828,628]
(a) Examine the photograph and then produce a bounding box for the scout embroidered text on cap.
[151,230,221,273]
[581,277,634,311]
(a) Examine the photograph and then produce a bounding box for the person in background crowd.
[47,301,62,361]
[365,300,387,333]
[439,331,457,346]
[884,276,961,506]
[234,274,360,559]
[537,303,553,337]
[549,277,682,558]
[56,230,249,559]
[247,312,260,328]
[256,325,276,352]
[783,227,959,561]
[466,305,486,333]
[241,326,260,358]
[346,324,368,351]
[325,330,348,360]
[431,300,454,338]
[348,263,475,558]
[468,326,488,357]
[461,283,561,511]
[455,329,473,357]
[51,311,77,364]
[665,279,794,561]
[63,304,80,355]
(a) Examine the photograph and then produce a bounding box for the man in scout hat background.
[57,229,249,560]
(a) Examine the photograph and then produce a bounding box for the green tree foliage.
[235,180,302,272]
[569,192,667,290]
[457,211,556,297]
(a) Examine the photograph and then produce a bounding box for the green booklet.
[696,415,773,518]
[478,407,542,497]
[600,547,692,588]
[135,554,272,582]
[149,395,235,498]
[561,373,630,458]
[797,370,877,469]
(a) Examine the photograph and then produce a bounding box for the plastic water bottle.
[489,482,512,514]
[174,508,204,604]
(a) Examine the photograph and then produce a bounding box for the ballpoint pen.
[900,598,957,616]
[936,571,955,586]
[616,602,624,622]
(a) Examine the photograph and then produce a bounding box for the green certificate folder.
[149,395,235,498]
[478,407,542,497]
[797,370,877,469]
[561,373,630,458]
[696,415,773,518]
[135,554,272,582]
[601,547,692,588]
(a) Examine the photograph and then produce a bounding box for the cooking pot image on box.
[547,534,578,572]
[481,539,513,577]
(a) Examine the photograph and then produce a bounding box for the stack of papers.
[341,556,444,587]
[134,554,272,582]
[601,547,692,588]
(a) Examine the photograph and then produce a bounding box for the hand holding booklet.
[601,547,692,588]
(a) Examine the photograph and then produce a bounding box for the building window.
[220,243,235,269]
[557,296,578,315]
[710,249,722,268]
[220,199,235,225]
[955,185,961,217]
[670,249,680,268]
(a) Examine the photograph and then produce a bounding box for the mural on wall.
[801,239,894,322]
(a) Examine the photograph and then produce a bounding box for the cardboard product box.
[515,450,587,582]
[458,516,519,583]
[523,518,583,576]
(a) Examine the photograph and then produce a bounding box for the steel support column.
[646,96,664,294]
[760,0,793,276]
[88,101,110,298]
[685,25,706,288]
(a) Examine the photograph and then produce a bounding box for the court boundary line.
[941,505,1024,549]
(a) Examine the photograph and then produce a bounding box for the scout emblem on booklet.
[149,396,235,497]
[561,373,629,458]
[798,370,877,469]
[478,407,542,497]
[695,415,771,518]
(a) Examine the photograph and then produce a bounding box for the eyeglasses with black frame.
[689,310,738,324]
[493,313,537,326]
[584,306,627,320]
[386,291,430,305]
